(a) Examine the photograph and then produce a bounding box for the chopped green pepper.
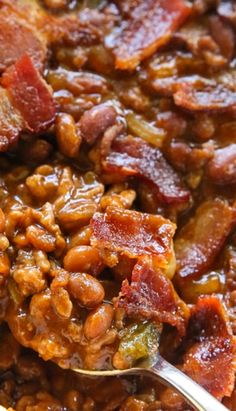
[113,322,161,369]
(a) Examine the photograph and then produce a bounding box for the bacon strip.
[113,0,191,70]
[206,144,236,185]
[101,133,190,205]
[0,88,24,152]
[91,206,176,268]
[152,75,214,97]
[183,296,236,400]
[174,83,236,112]
[0,9,46,72]
[175,199,235,282]
[118,260,189,336]
[2,54,56,133]
[0,54,56,151]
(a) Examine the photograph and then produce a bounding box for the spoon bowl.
[72,354,229,411]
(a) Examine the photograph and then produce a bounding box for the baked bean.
[64,245,103,276]
[0,252,10,277]
[68,272,105,308]
[26,225,56,252]
[84,304,114,340]
[100,190,136,211]
[15,395,35,411]
[56,46,87,70]
[43,0,68,8]
[68,226,92,248]
[55,113,81,158]
[15,356,45,381]
[80,103,117,145]
[13,234,29,248]
[34,250,51,274]
[82,397,96,411]
[160,388,184,410]
[120,397,148,411]
[0,395,12,409]
[112,352,130,370]
[51,287,72,319]
[0,234,9,251]
[48,69,107,96]
[0,209,5,233]
[64,389,83,411]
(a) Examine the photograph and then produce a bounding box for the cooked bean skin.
[80,103,117,145]
[55,113,81,158]
[84,303,114,339]
[68,272,105,308]
[64,245,103,276]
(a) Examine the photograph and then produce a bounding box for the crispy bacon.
[91,206,176,268]
[112,0,191,70]
[2,54,56,133]
[0,88,24,152]
[0,54,56,151]
[183,296,236,400]
[118,260,189,335]
[47,15,101,47]
[175,199,235,282]
[206,144,236,185]
[152,75,214,97]
[0,10,46,72]
[101,133,190,205]
[174,83,236,112]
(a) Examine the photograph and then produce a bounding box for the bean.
[84,304,114,339]
[43,0,68,8]
[64,390,83,411]
[55,113,81,158]
[26,225,56,252]
[82,397,95,411]
[0,252,10,277]
[160,387,184,410]
[0,234,9,251]
[51,288,72,319]
[64,245,103,276]
[68,226,92,248]
[15,395,35,411]
[68,273,104,308]
[121,397,148,410]
[80,103,117,145]
[0,209,5,232]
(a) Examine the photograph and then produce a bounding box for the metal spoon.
[72,354,229,411]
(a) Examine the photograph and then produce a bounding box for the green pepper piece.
[114,322,160,369]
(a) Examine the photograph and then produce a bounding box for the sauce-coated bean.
[84,304,114,339]
[68,273,105,308]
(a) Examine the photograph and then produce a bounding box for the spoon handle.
[147,356,229,411]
